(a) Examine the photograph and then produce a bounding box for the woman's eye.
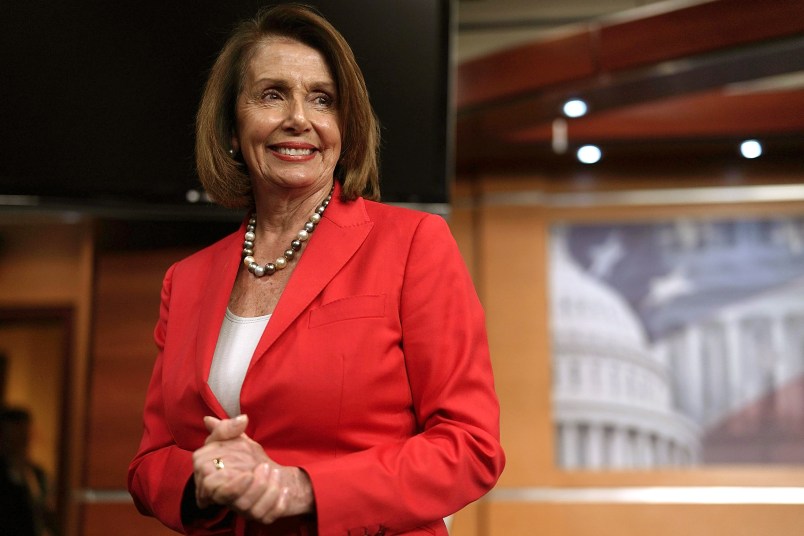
[313,94,333,107]
[261,89,281,101]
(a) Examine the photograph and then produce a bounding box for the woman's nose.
[283,98,310,131]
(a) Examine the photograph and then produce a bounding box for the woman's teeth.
[275,147,313,156]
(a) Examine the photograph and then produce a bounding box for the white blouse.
[208,308,271,417]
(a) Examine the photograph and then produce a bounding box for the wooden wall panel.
[84,247,195,517]
[0,219,91,305]
[81,503,176,536]
[477,200,553,486]
[86,357,158,488]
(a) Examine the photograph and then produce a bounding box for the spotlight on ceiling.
[577,145,602,164]
[740,139,762,159]
[563,99,588,118]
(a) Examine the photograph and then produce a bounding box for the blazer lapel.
[195,222,245,414]
[250,188,374,362]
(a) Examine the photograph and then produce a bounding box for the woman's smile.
[270,142,317,160]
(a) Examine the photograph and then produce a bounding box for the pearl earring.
[228,148,235,157]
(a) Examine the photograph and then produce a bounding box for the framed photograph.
[548,212,804,470]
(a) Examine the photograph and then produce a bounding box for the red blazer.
[128,185,505,536]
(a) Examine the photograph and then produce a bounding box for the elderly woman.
[127,4,504,535]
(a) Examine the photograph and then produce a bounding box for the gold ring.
[212,458,224,470]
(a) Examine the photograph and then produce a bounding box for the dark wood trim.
[457,31,595,109]
[598,0,804,72]
[457,0,804,110]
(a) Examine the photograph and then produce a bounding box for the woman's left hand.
[192,415,316,523]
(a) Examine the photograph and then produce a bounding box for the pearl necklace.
[242,186,333,277]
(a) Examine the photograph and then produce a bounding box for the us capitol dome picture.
[549,217,804,469]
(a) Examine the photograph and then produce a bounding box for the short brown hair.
[195,3,381,209]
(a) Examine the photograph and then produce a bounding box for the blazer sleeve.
[127,263,233,535]
[300,213,506,536]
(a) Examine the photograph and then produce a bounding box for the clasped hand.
[192,414,314,524]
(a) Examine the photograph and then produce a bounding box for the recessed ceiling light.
[740,139,762,159]
[563,99,588,118]
[577,145,602,164]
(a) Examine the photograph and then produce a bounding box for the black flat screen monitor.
[0,1,452,216]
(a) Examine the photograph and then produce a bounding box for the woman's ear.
[230,133,240,155]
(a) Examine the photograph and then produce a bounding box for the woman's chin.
[253,173,333,194]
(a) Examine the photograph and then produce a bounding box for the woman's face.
[233,37,341,196]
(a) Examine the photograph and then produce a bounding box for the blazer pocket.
[308,294,386,328]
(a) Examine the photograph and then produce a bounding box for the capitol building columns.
[555,417,699,470]
[550,233,701,470]
[668,297,804,430]
[724,317,742,415]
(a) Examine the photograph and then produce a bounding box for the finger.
[193,448,237,477]
[248,464,284,523]
[260,486,290,525]
[196,491,211,509]
[195,470,217,508]
[210,415,248,441]
[197,465,247,505]
[203,415,221,433]
[205,414,249,443]
[230,463,272,514]
[195,472,212,509]
[194,456,246,506]
[193,445,265,477]
[210,470,254,506]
